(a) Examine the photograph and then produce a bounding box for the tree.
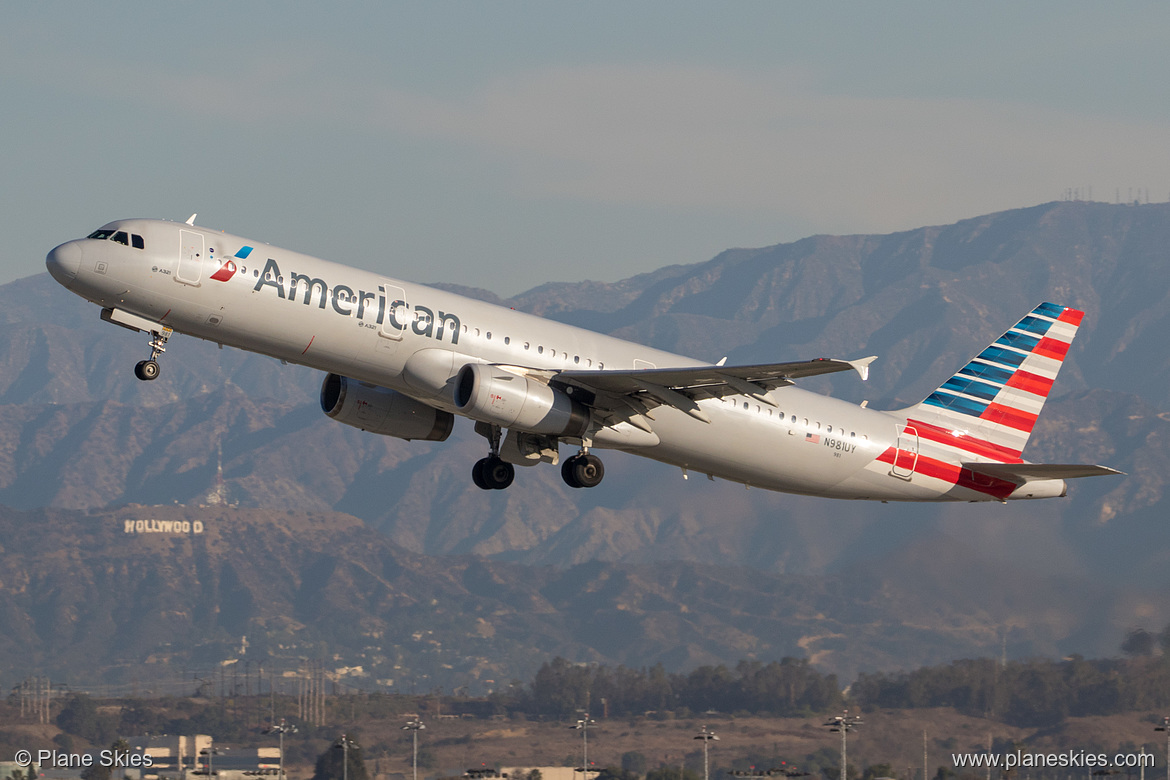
[311,738,369,780]
[1122,629,1157,657]
[622,752,648,774]
[81,739,130,780]
[595,768,639,780]
[57,695,116,746]
[530,658,594,717]
[864,764,897,780]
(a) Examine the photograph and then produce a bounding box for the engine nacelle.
[320,374,454,442]
[454,364,589,437]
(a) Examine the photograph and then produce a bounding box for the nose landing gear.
[134,327,172,381]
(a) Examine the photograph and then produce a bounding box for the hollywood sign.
[123,519,205,535]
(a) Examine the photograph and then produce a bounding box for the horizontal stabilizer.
[962,462,1125,483]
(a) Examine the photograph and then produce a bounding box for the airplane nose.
[46,241,83,287]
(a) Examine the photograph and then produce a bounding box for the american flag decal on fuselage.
[905,302,1083,462]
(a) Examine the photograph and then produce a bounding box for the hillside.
[2,201,1168,686]
[0,503,1157,690]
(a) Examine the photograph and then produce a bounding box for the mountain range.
[2,200,1168,689]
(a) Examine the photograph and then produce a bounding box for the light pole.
[403,719,426,780]
[694,726,719,780]
[1155,716,1170,780]
[572,715,596,776]
[335,734,359,780]
[263,719,297,780]
[199,746,222,778]
[824,710,862,780]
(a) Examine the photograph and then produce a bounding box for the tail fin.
[903,302,1083,461]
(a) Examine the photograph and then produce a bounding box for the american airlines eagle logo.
[210,246,253,282]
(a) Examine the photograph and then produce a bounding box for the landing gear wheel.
[134,359,160,381]
[561,457,582,488]
[474,456,515,490]
[561,453,604,488]
[572,453,605,488]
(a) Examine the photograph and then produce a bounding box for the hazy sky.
[5,2,1169,295]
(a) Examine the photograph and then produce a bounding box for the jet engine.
[321,373,453,441]
[454,364,589,437]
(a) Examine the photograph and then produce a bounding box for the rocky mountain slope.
[0,504,1138,691]
[3,201,1168,686]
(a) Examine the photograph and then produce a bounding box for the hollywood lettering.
[124,518,205,534]
[253,258,461,344]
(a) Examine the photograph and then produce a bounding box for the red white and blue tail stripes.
[905,302,1083,462]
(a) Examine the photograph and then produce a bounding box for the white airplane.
[45,217,1120,500]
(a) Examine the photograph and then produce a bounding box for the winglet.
[848,355,878,381]
[185,213,197,226]
[715,356,727,367]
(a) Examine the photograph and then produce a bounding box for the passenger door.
[891,424,919,478]
[177,230,203,285]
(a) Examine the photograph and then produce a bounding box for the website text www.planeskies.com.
[953,750,1155,772]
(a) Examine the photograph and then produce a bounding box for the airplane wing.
[963,462,1125,482]
[541,356,877,427]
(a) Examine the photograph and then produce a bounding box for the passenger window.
[537,346,544,354]
[574,356,579,364]
[112,231,129,246]
[524,342,530,350]
[504,336,510,345]
[743,402,749,410]
[131,234,145,249]
[598,362,604,369]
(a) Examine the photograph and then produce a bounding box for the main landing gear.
[133,327,172,381]
[561,450,605,489]
[469,425,607,491]
[472,456,515,491]
[472,423,515,491]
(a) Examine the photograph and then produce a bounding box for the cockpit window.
[86,228,145,248]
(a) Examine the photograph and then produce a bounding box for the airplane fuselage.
[45,218,1087,502]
